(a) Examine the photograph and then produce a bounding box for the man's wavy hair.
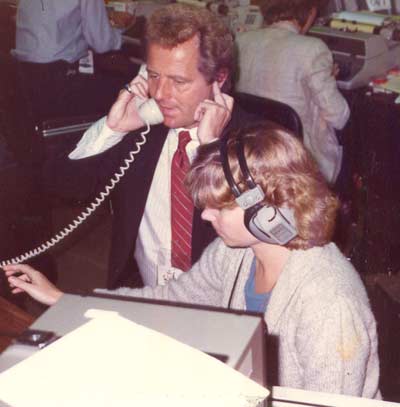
[261,0,328,27]
[145,3,234,92]
[186,122,339,250]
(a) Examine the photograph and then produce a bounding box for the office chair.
[234,92,303,141]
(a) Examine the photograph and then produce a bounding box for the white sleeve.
[80,0,122,53]
[69,116,127,160]
[306,41,350,130]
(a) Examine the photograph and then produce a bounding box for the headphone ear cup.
[244,205,298,245]
[244,204,271,242]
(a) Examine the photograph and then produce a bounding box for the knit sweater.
[98,239,381,398]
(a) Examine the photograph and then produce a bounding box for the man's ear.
[215,69,228,89]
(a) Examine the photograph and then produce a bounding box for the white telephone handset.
[0,64,162,267]
[137,98,164,125]
[135,64,164,126]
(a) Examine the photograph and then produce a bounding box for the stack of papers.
[0,313,269,407]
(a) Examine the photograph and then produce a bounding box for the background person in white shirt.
[42,3,254,289]
[8,1,134,286]
[235,0,350,185]
[13,0,134,127]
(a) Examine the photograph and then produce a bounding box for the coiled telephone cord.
[0,124,150,267]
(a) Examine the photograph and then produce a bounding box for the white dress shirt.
[69,118,199,287]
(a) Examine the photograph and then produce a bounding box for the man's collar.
[173,127,198,141]
[270,20,300,34]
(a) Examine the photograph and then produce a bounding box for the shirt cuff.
[69,116,127,159]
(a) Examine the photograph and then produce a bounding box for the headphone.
[219,132,298,245]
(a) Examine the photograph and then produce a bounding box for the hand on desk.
[3,264,63,306]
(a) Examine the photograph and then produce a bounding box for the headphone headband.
[220,135,265,209]
[220,136,241,197]
[235,134,257,190]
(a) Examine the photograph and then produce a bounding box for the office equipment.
[328,0,394,13]
[229,5,263,32]
[106,0,137,14]
[309,25,400,89]
[270,386,397,406]
[0,296,268,407]
[365,0,392,12]
[333,10,387,25]
[0,293,267,388]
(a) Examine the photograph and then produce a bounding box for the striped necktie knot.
[175,131,191,166]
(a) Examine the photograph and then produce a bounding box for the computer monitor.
[323,0,396,14]
[0,293,267,387]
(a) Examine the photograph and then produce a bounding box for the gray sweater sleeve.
[295,291,379,397]
[95,239,227,307]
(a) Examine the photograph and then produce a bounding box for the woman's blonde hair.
[186,123,339,250]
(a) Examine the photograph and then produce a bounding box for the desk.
[367,273,400,400]
[0,296,35,353]
[341,89,400,276]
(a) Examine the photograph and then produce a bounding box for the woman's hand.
[3,264,64,306]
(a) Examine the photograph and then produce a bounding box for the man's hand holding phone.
[195,82,233,144]
[106,71,149,133]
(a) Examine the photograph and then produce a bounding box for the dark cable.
[227,254,245,309]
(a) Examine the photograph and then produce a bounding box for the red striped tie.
[171,131,194,271]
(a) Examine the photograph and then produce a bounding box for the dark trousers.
[7,60,127,284]
[15,59,126,158]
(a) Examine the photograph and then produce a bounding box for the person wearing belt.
[12,0,133,152]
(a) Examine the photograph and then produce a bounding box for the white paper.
[0,314,269,407]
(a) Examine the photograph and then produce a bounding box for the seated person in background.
[235,0,350,185]
[42,3,251,289]
[4,122,381,398]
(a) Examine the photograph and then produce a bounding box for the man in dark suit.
[44,3,253,289]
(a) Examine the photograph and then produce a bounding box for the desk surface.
[374,273,400,304]
[0,296,35,353]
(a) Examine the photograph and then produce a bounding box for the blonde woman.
[4,123,380,398]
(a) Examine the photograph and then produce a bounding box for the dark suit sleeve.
[41,130,144,203]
